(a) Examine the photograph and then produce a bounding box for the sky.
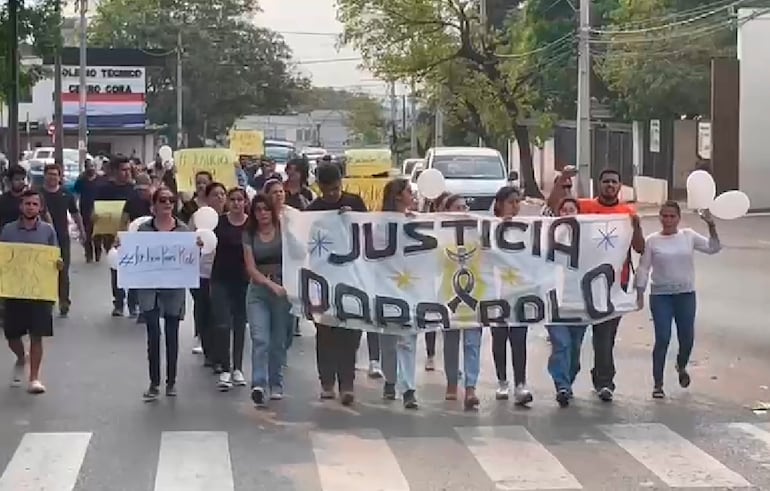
[255,0,393,97]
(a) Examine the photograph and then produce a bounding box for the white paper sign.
[117,231,200,289]
[282,209,637,333]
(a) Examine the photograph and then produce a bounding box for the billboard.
[60,65,146,129]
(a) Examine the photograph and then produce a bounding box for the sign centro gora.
[61,66,146,95]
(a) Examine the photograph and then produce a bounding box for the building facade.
[233,110,351,155]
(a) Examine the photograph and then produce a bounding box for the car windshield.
[35,150,52,159]
[404,160,420,175]
[432,155,505,179]
[265,145,295,163]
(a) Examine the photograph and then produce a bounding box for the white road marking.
[454,425,582,490]
[0,432,92,491]
[600,423,751,488]
[154,431,234,491]
[310,429,409,491]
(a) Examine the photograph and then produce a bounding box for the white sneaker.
[192,338,203,355]
[514,384,534,405]
[425,356,435,371]
[27,380,46,394]
[368,360,384,379]
[495,380,510,400]
[10,358,25,388]
[217,372,232,391]
[231,370,247,386]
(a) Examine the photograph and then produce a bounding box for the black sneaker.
[213,364,224,375]
[556,389,570,408]
[143,385,160,402]
[251,387,266,407]
[597,387,614,402]
[166,384,177,397]
[383,382,396,400]
[111,307,123,317]
[59,306,69,318]
[652,386,665,399]
[403,390,418,410]
[677,367,691,388]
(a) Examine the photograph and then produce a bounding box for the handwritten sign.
[175,148,238,193]
[344,148,393,177]
[117,231,200,289]
[0,243,59,301]
[229,129,265,156]
[92,200,125,236]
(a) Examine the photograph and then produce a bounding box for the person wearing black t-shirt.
[283,157,314,210]
[95,158,136,316]
[41,164,85,317]
[306,163,367,406]
[250,159,282,192]
[178,171,212,224]
[73,159,105,262]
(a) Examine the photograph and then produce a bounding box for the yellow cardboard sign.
[344,148,393,177]
[175,148,238,193]
[311,177,390,211]
[92,200,125,236]
[229,129,265,157]
[0,243,60,301]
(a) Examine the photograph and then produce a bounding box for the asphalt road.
[1,214,770,491]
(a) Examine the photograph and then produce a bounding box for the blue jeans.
[444,328,482,388]
[546,325,587,393]
[381,334,417,393]
[650,292,696,387]
[246,284,291,391]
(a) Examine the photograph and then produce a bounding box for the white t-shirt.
[635,228,720,295]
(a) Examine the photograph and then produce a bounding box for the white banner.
[282,209,637,333]
[117,232,200,289]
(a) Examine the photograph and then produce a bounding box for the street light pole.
[176,30,183,149]
[8,0,20,166]
[576,0,592,197]
[77,0,88,171]
[53,0,64,166]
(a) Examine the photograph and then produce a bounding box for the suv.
[420,147,517,211]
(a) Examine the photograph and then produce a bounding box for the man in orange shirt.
[578,168,645,402]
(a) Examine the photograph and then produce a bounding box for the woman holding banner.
[379,178,420,409]
[635,201,720,399]
[135,187,191,401]
[242,193,291,406]
[423,191,451,372]
[491,186,533,406]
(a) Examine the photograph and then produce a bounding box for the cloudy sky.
[256,0,390,96]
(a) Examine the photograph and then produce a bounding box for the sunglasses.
[156,196,174,204]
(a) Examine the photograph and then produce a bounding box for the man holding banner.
[1,189,62,395]
[578,168,645,402]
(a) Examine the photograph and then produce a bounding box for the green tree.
[337,0,562,197]
[89,0,307,146]
[0,0,60,104]
[346,96,386,146]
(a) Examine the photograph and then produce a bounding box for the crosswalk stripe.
[154,431,234,491]
[310,429,409,491]
[726,423,770,463]
[599,423,752,488]
[0,432,91,491]
[454,426,582,490]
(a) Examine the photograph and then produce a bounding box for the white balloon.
[128,215,152,232]
[416,168,446,200]
[158,145,173,162]
[686,170,716,210]
[245,186,257,200]
[709,190,750,220]
[107,247,119,270]
[196,228,218,254]
[192,206,219,230]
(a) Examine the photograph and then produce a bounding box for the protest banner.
[175,148,238,193]
[117,232,200,289]
[282,209,637,333]
[92,200,125,236]
[0,243,60,301]
[229,129,264,156]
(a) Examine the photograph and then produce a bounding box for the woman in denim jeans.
[635,201,720,399]
[242,193,291,407]
[545,197,587,407]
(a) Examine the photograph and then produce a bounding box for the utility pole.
[53,0,64,166]
[389,81,397,165]
[176,31,184,149]
[434,101,443,148]
[576,0,592,197]
[77,0,88,171]
[480,0,487,26]
[8,0,20,166]
[409,82,417,158]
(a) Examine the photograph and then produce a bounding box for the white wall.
[738,9,770,210]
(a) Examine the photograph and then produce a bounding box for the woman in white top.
[635,200,720,399]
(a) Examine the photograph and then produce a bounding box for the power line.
[591,0,742,35]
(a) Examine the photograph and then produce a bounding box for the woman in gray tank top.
[242,193,291,407]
